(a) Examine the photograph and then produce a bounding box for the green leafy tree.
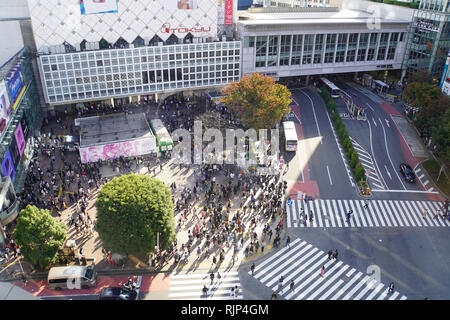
[431,109,450,165]
[220,72,292,130]
[95,174,176,257]
[13,205,67,269]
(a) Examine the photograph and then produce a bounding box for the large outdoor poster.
[218,0,225,25]
[79,137,157,163]
[167,0,199,10]
[0,81,11,137]
[225,0,233,25]
[14,123,26,157]
[6,65,26,111]
[1,150,16,181]
[80,0,119,15]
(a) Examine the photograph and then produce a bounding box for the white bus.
[282,121,298,152]
[320,77,341,98]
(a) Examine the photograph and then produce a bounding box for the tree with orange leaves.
[220,72,292,130]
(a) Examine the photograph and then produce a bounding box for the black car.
[399,163,416,183]
[99,287,137,300]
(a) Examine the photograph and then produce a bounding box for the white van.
[47,265,97,291]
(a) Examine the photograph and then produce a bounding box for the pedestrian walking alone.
[202,285,208,296]
[363,200,370,209]
[210,272,215,284]
[286,236,291,248]
[278,275,284,291]
[388,282,394,294]
[251,263,255,276]
[289,280,295,293]
[320,265,325,277]
[422,210,428,219]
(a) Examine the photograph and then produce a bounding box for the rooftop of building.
[238,7,411,25]
[76,112,154,147]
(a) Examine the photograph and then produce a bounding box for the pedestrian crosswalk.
[168,271,243,300]
[350,137,385,190]
[286,199,449,228]
[248,238,407,300]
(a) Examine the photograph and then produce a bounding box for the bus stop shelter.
[374,80,389,94]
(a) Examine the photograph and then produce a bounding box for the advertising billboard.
[80,0,119,15]
[14,123,26,157]
[6,65,26,110]
[218,0,225,25]
[225,0,233,25]
[9,140,20,168]
[20,116,30,142]
[79,137,157,163]
[1,150,16,182]
[0,81,11,136]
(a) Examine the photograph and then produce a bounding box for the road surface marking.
[384,165,392,179]
[366,103,375,111]
[301,90,323,145]
[367,120,387,189]
[326,165,333,185]
[380,120,406,190]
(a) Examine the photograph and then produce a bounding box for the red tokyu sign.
[161,23,211,34]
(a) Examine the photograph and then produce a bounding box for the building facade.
[26,0,240,108]
[403,0,450,80]
[238,7,410,80]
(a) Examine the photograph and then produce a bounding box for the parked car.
[99,287,137,300]
[399,163,416,183]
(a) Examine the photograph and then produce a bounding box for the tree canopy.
[220,72,292,130]
[13,205,67,269]
[95,174,176,257]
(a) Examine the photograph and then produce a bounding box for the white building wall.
[0,21,24,67]
[342,0,415,21]
[0,0,30,20]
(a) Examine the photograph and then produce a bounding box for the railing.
[0,199,19,225]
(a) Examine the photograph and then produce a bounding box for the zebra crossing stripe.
[342,275,370,299]
[170,282,240,291]
[410,201,431,226]
[283,255,330,299]
[401,201,423,227]
[320,200,330,228]
[378,200,398,227]
[330,271,364,300]
[306,264,350,300]
[399,295,407,300]
[170,277,240,285]
[251,238,302,274]
[367,201,381,227]
[373,200,392,226]
[331,200,343,227]
[417,201,438,227]
[349,200,362,227]
[365,283,385,300]
[319,268,356,300]
[354,278,378,300]
[428,201,450,226]
[326,200,337,227]
[336,200,348,226]
[371,181,384,189]
[259,242,310,283]
[376,287,390,300]
[372,200,387,226]
[422,201,445,227]
[171,296,244,300]
[386,200,403,227]
[294,261,344,300]
[314,201,324,227]
[171,272,239,279]
[391,200,410,226]
[388,292,400,300]
[352,200,367,227]
[418,174,425,180]
[342,200,356,227]
[356,200,371,227]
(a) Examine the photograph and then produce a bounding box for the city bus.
[149,119,174,153]
[282,121,298,152]
[320,77,341,98]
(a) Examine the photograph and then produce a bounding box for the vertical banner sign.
[225,0,233,25]
[439,50,450,89]
[218,0,225,25]
[14,123,26,156]
[1,150,15,181]
[6,65,26,110]
[0,81,11,136]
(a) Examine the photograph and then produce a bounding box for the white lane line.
[337,200,349,228]
[380,120,406,190]
[302,90,323,144]
[372,117,377,127]
[326,165,333,185]
[367,200,381,227]
[384,200,402,227]
[329,271,363,300]
[372,189,439,194]
[321,200,330,228]
[373,200,392,227]
[423,180,430,186]
[418,174,425,180]
[370,199,386,227]
[384,165,392,179]
[331,199,343,227]
[366,102,375,111]
[367,119,387,189]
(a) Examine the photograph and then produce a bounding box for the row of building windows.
[245,32,404,68]
[42,50,241,72]
[47,77,240,103]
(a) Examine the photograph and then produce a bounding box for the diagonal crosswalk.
[168,270,243,300]
[287,199,449,228]
[248,238,407,300]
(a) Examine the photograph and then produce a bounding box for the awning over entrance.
[374,80,389,87]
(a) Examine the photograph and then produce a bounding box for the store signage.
[225,0,233,25]
[161,23,211,34]
[6,65,26,110]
